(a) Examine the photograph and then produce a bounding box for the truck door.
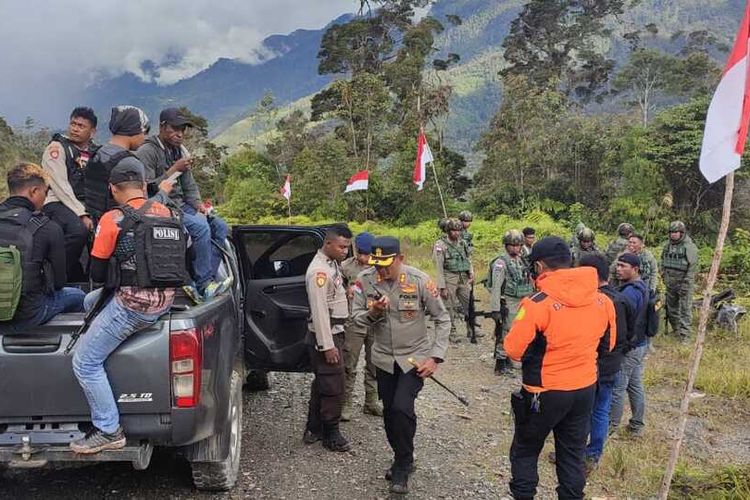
[232,226,326,372]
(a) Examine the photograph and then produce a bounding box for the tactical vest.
[85,150,134,221]
[107,200,189,289]
[489,254,533,298]
[441,237,471,273]
[662,242,689,272]
[0,207,48,295]
[50,134,98,202]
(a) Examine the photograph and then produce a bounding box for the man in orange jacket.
[504,236,616,500]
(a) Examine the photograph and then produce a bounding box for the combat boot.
[389,468,409,494]
[322,424,351,452]
[302,428,321,444]
[494,358,503,375]
[363,394,383,417]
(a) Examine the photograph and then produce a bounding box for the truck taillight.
[170,328,202,408]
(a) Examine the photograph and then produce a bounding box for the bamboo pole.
[286,195,292,225]
[658,171,735,499]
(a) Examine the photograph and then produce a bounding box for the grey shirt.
[352,265,450,374]
[135,136,202,209]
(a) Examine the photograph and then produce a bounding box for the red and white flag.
[413,132,433,191]
[344,170,369,193]
[700,1,750,183]
[280,175,291,200]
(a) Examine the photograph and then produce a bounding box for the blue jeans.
[12,287,85,329]
[585,379,615,461]
[610,344,647,432]
[181,205,228,289]
[72,290,168,434]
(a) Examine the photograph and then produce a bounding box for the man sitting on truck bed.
[70,161,186,454]
[0,163,85,328]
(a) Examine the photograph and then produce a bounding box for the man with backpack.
[136,108,229,301]
[41,107,99,281]
[0,163,85,328]
[609,253,653,438]
[70,161,187,454]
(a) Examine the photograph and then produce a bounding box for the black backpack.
[108,200,189,289]
[85,150,134,221]
[0,208,49,320]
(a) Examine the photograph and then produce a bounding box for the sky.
[0,0,354,126]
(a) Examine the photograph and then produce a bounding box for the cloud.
[0,0,352,124]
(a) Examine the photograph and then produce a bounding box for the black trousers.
[376,364,424,470]
[43,202,88,281]
[306,333,345,433]
[509,384,596,500]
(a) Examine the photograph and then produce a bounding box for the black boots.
[322,424,351,452]
[494,358,514,376]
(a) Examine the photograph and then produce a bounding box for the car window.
[241,231,321,279]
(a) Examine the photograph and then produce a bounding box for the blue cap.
[355,232,374,254]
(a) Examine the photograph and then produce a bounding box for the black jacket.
[0,196,66,322]
[597,284,633,382]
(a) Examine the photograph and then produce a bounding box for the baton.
[408,357,469,407]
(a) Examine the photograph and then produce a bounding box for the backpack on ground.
[0,208,49,320]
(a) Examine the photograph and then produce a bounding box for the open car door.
[232,225,327,372]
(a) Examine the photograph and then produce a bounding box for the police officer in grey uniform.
[352,236,451,495]
[303,224,352,452]
[487,230,534,375]
[433,218,473,343]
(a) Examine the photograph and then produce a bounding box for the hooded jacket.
[504,267,617,392]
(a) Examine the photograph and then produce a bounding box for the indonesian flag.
[413,132,433,191]
[344,170,369,193]
[280,175,291,200]
[700,1,750,183]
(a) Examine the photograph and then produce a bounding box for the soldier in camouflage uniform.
[433,218,473,343]
[458,210,474,254]
[572,227,599,266]
[521,227,536,261]
[487,230,534,375]
[570,222,586,250]
[661,221,699,340]
[340,232,382,421]
[605,223,634,266]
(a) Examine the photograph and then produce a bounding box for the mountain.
[84,15,354,135]
[213,0,744,161]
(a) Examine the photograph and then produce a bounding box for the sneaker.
[389,469,409,494]
[182,285,204,305]
[202,277,232,301]
[69,426,126,454]
[449,334,462,344]
[626,426,645,439]
[302,429,321,445]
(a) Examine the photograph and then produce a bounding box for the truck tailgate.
[0,314,172,419]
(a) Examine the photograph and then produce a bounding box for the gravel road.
[1,335,532,499]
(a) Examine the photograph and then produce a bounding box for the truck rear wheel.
[244,369,270,391]
[190,369,242,491]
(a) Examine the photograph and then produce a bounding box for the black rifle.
[64,287,114,355]
[465,286,498,344]
[493,299,509,354]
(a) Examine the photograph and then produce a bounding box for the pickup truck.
[0,224,329,491]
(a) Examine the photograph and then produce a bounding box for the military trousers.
[495,296,522,360]
[343,325,378,407]
[444,271,471,339]
[306,332,345,433]
[664,276,694,338]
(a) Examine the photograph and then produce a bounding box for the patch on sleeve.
[434,243,443,253]
[515,307,526,321]
[494,259,505,269]
[315,272,327,288]
[425,280,439,298]
[49,145,60,160]
[353,280,363,294]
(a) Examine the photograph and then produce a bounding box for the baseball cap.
[355,232,374,254]
[527,236,571,264]
[368,236,400,267]
[109,161,145,184]
[617,253,640,268]
[160,108,193,127]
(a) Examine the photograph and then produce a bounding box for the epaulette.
[530,292,548,303]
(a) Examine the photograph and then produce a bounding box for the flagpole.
[658,172,735,499]
[286,196,292,225]
[417,92,448,218]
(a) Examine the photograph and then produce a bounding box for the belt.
[330,317,347,326]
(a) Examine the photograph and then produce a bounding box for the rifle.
[64,287,114,355]
[407,357,469,407]
[465,286,497,344]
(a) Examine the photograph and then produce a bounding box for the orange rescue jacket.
[503,267,616,393]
